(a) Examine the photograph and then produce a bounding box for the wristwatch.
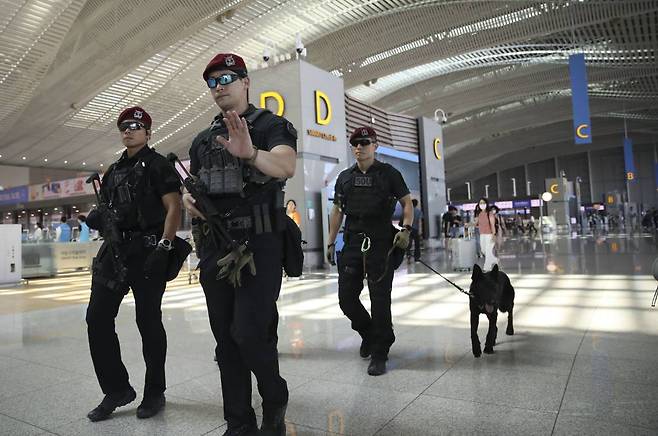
[158,238,173,251]
[403,225,412,231]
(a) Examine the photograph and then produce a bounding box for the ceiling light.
[64,160,68,164]
[82,162,86,165]
[22,156,26,160]
[43,158,48,162]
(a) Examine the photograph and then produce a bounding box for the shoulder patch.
[286,122,297,139]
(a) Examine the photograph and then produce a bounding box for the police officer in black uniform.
[327,126,413,376]
[85,106,182,422]
[182,53,297,436]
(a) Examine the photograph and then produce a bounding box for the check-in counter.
[22,241,103,278]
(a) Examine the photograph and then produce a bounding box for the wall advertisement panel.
[29,176,95,202]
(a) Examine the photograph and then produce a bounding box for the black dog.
[469,264,515,357]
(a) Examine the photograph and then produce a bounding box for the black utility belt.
[344,230,391,244]
[119,229,163,247]
[195,202,284,235]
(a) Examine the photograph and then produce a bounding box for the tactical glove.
[393,228,410,250]
[216,244,257,288]
[144,247,169,279]
[228,250,256,288]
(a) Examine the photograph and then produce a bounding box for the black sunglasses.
[206,73,241,88]
[118,121,146,132]
[351,139,373,147]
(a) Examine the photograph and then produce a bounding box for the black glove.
[144,247,169,279]
[86,207,104,231]
[326,243,336,266]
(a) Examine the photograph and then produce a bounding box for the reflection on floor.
[1,233,657,435]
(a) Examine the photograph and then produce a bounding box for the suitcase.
[450,238,477,271]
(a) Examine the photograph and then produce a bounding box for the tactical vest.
[102,149,162,230]
[196,108,276,197]
[339,165,396,232]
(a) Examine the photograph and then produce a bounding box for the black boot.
[260,403,287,436]
[222,424,259,436]
[367,358,387,376]
[87,386,136,422]
[359,337,371,359]
[136,393,165,419]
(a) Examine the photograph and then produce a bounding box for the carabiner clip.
[360,236,371,253]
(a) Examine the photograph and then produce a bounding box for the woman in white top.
[473,198,498,271]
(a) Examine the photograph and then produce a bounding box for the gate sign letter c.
[550,183,559,194]
[576,123,590,139]
[433,138,441,160]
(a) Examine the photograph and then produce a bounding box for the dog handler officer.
[326,126,413,376]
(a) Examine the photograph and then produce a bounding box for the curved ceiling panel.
[0,0,655,183]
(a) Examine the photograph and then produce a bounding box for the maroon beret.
[117,106,152,129]
[203,53,248,80]
[349,126,377,145]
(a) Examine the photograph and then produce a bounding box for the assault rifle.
[167,153,256,287]
[166,153,239,252]
[86,173,128,291]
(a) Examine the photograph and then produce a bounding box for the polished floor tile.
[450,348,576,376]
[0,361,82,402]
[424,363,569,412]
[284,379,416,435]
[376,394,556,436]
[552,415,655,436]
[0,376,100,432]
[0,413,51,436]
[577,332,658,362]
[316,349,455,395]
[572,353,658,385]
[1,232,657,435]
[50,395,222,436]
[559,375,658,430]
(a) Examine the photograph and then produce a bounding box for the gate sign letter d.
[315,90,332,126]
[260,91,285,116]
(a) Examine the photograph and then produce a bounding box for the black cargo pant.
[198,231,288,430]
[338,234,395,360]
[86,240,167,398]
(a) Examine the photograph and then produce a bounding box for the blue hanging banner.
[623,138,636,182]
[0,186,28,206]
[569,54,592,144]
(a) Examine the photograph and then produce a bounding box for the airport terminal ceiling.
[0,0,656,184]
